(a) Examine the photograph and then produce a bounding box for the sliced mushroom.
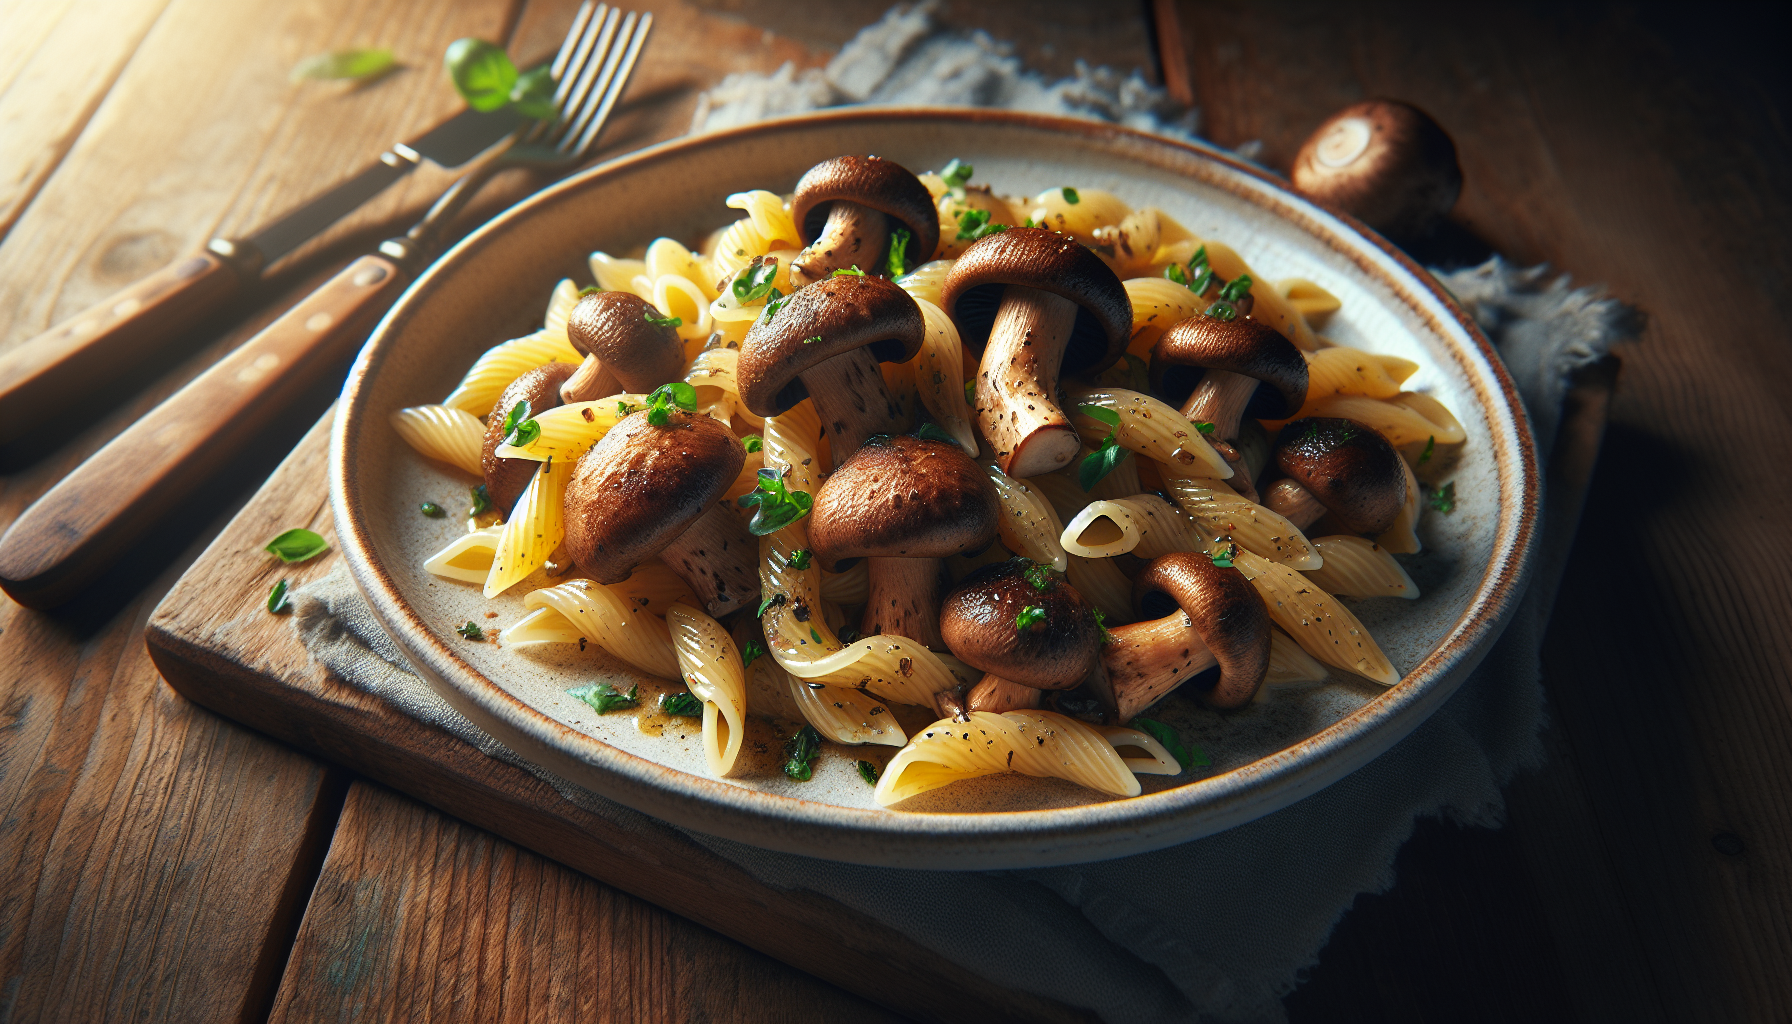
[942,227,1132,477]
[788,156,940,285]
[737,273,924,462]
[559,290,686,404]
[1105,551,1270,717]
[562,408,758,616]
[1266,417,1408,535]
[1290,99,1463,240]
[938,558,1103,690]
[482,362,577,516]
[809,434,1000,649]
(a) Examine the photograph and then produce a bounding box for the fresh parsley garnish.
[444,38,541,115]
[662,692,704,717]
[1061,187,1080,204]
[420,502,445,518]
[786,548,813,570]
[502,399,539,447]
[741,639,766,669]
[856,760,880,785]
[645,382,698,426]
[617,400,636,417]
[830,265,865,277]
[644,310,682,329]
[1206,274,1253,321]
[468,484,492,516]
[940,158,974,192]
[885,227,912,277]
[1192,421,1216,435]
[756,592,785,618]
[1419,435,1435,464]
[1078,434,1130,492]
[456,621,485,640]
[1427,481,1457,514]
[731,259,780,304]
[579,284,602,297]
[1092,607,1114,644]
[964,379,976,402]
[265,528,329,564]
[292,48,397,82]
[1209,538,1237,568]
[267,579,292,614]
[742,434,764,453]
[809,626,824,645]
[1022,560,1057,592]
[737,469,814,535]
[1078,404,1120,428]
[1131,717,1210,770]
[761,292,787,321]
[1166,245,1215,296]
[915,422,957,444]
[955,208,1008,241]
[803,335,822,345]
[783,725,823,781]
[1016,605,1047,630]
[570,682,640,714]
[1165,262,1190,287]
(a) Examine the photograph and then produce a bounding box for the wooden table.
[2,1,1786,1020]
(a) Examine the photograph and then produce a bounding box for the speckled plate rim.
[331,107,1540,870]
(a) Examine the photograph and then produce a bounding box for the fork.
[0,3,653,609]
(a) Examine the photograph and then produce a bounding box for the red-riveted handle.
[0,254,405,609]
[0,248,254,447]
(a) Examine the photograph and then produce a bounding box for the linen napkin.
[292,7,1640,1020]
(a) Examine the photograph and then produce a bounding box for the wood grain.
[267,781,906,1024]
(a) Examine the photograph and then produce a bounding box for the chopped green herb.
[444,38,517,112]
[1206,300,1238,321]
[915,422,957,444]
[740,639,766,669]
[955,208,1008,241]
[661,691,704,717]
[1023,216,1038,228]
[292,48,397,82]
[809,626,824,645]
[1078,434,1130,491]
[1016,605,1047,630]
[1022,561,1057,592]
[783,725,822,781]
[617,401,637,417]
[645,382,698,426]
[856,760,880,785]
[265,528,329,564]
[456,621,485,640]
[468,484,492,516]
[1218,274,1253,303]
[831,265,865,277]
[579,284,602,297]
[1131,717,1210,770]
[420,502,445,518]
[644,311,682,328]
[964,379,976,402]
[1077,404,1121,428]
[1209,538,1237,569]
[1419,435,1435,464]
[737,468,814,535]
[1165,262,1190,286]
[756,592,785,618]
[731,259,780,304]
[267,579,293,614]
[761,291,787,321]
[1061,187,1080,204]
[569,682,640,714]
[940,159,974,191]
[1192,421,1216,435]
[1092,607,1114,644]
[502,399,539,447]
[786,548,813,570]
[742,434,764,453]
[508,64,556,120]
[1427,481,1456,514]
[803,335,822,345]
[885,226,912,277]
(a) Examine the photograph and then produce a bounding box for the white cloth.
[292,8,1640,1019]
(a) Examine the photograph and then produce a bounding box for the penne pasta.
[1305,536,1420,600]
[1066,385,1233,479]
[423,525,505,583]
[506,578,679,678]
[875,710,1176,806]
[484,455,568,598]
[1159,471,1323,569]
[494,395,647,463]
[441,329,582,415]
[910,298,978,455]
[982,462,1068,572]
[1232,549,1399,685]
[895,258,955,309]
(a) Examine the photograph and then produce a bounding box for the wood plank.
[267,781,906,1023]
[1170,3,1792,1020]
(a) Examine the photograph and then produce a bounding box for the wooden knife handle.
[0,254,405,609]
[0,248,254,447]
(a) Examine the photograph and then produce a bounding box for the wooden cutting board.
[144,361,1615,1024]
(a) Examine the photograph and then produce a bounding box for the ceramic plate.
[331,109,1538,869]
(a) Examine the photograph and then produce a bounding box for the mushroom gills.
[791,201,889,286]
[656,503,762,617]
[977,285,1083,478]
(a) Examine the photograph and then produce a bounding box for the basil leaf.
[650,381,698,411]
[783,725,822,781]
[1077,404,1120,428]
[856,760,880,785]
[444,38,518,112]
[419,502,445,518]
[915,422,957,444]
[1427,481,1457,514]
[569,682,640,714]
[1192,421,1216,435]
[731,259,779,303]
[267,579,292,614]
[786,548,812,570]
[468,484,492,516]
[502,399,532,438]
[644,311,682,328]
[507,419,540,446]
[741,639,766,668]
[291,48,397,82]
[885,226,912,277]
[1062,187,1080,204]
[1131,717,1210,770]
[265,528,329,564]
[456,621,485,640]
[661,692,704,717]
[508,64,556,120]
[1015,605,1047,629]
[737,468,813,535]
[1077,434,1130,491]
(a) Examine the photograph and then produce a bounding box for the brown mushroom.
[559,290,686,404]
[562,408,758,616]
[1290,99,1463,240]
[737,273,924,462]
[1150,314,1308,497]
[941,227,1131,477]
[788,155,940,285]
[965,673,1044,713]
[1105,550,1270,716]
[1266,417,1408,535]
[809,434,1000,649]
[482,362,577,516]
[938,557,1103,689]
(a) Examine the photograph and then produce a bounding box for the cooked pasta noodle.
[668,603,748,776]
[909,298,977,454]
[788,676,907,746]
[1124,276,1207,359]
[484,455,568,598]
[589,252,647,294]
[1232,549,1398,685]
[982,462,1068,572]
[895,258,954,309]
[1066,385,1232,478]
[543,278,580,335]
[1298,345,1418,404]
[442,329,583,415]
[1377,455,1422,554]
[423,525,504,583]
[820,560,869,604]
[700,190,802,290]
[1257,628,1330,698]
[1024,187,1133,247]
[391,404,486,476]
[494,395,645,462]
[1273,278,1342,328]
[1154,238,1318,349]
[505,578,679,678]
[1159,471,1322,569]
[874,710,1176,806]
[1295,392,1466,447]
[1306,535,1420,600]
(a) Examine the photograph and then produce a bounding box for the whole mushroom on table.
[1290,98,1463,242]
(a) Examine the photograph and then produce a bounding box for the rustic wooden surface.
[2,0,1787,1021]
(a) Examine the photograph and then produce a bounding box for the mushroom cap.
[1132,551,1270,709]
[1149,313,1310,416]
[789,155,940,268]
[482,361,576,515]
[736,274,925,418]
[807,434,999,572]
[940,226,1131,376]
[564,291,686,393]
[1290,99,1463,239]
[1274,417,1408,535]
[562,409,746,584]
[940,558,1103,689]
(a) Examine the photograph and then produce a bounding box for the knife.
[0,103,523,448]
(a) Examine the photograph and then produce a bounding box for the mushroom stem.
[860,556,948,650]
[1209,438,1260,502]
[656,503,762,617]
[966,673,1043,713]
[1262,478,1326,531]
[933,685,969,722]
[1103,613,1218,723]
[977,285,1084,478]
[1179,369,1261,442]
[790,201,889,286]
[559,353,621,405]
[800,345,906,463]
